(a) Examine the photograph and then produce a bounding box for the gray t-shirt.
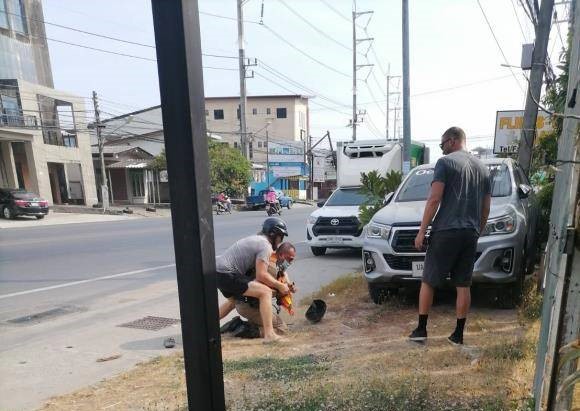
[431,150,491,234]
[216,235,273,276]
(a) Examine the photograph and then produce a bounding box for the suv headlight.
[484,214,516,235]
[366,222,392,240]
[307,216,318,225]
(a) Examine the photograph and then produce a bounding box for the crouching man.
[216,217,290,343]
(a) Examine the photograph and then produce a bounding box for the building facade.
[0,79,97,205]
[0,0,54,87]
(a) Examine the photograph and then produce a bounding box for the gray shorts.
[422,229,479,288]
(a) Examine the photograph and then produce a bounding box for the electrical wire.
[277,0,351,51]
[261,23,350,78]
[476,0,525,93]
[510,0,530,41]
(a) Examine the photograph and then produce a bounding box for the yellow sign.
[494,110,552,154]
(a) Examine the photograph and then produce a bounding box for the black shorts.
[216,271,251,298]
[422,229,479,288]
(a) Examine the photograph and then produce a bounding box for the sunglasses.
[439,138,453,150]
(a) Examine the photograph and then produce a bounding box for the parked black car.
[0,188,49,219]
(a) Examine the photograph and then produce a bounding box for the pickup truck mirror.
[383,192,394,206]
[518,184,531,199]
[317,200,326,208]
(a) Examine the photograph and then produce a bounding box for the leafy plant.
[150,141,252,197]
[358,170,402,226]
[555,339,580,402]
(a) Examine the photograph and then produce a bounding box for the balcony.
[0,110,38,128]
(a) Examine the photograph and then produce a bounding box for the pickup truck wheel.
[35,215,45,220]
[287,201,292,209]
[496,262,525,309]
[368,284,398,305]
[311,246,326,256]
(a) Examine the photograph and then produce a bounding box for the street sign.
[313,157,326,182]
[493,110,552,154]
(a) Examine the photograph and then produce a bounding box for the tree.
[358,170,403,226]
[151,141,252,197]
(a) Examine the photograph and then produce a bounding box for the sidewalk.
[0,212,140,229]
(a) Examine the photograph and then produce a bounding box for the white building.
[0,79,97,206]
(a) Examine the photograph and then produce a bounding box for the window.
[213,109,224,120]
[130,170,145,197]
[325,188,371,206]
[37,95,77,147]
[252,108,257,115]
[257,142,262,148]
[233,142,238,148]
[236,107,240,119]
[276,108,287,119]
[266,108,271,115]
[0,1,8,29]
[7,0,27,34]
[249,142,253,159]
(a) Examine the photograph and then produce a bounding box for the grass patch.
[483,337,533,362]
[518,276,543,322]
[300,273,364,306]
[223,354,328,382]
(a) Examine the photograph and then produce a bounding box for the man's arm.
[480,194,491,234]
[414,182,444,250]
[255,258,289,294]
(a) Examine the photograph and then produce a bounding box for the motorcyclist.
[264,187,280,213]
[217,191,232,212]
[216,217,290,343]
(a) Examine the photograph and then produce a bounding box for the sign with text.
[268,141,304,163]
[493,110,552,154]
[313,156,326,182]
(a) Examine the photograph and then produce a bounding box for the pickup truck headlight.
[366,222,392,240]
[307,216,318,225]
[484,214,516,235]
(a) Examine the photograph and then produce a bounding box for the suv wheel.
[368,284,398,305]
[287,201,292,209]
[2,206,14,219]
[311,246,326,256]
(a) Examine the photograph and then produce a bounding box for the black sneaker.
[447,333,463,346]
[220,316,242,334]
[408,327,427,342]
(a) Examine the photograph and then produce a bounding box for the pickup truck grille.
[312,217,362,237]
[384,252,483,271]
[391,229,420,252]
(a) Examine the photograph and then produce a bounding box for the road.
[0,206,362,410]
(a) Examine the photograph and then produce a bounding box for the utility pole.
[402,0,411,175]
[517,0,555,176]
[266,128,270,187]
[237,0,249,159]
[533,2,579,409]
[352,5,373,141]
[92,91,108,211]
[386,69,401,141]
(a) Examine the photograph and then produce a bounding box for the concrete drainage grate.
[118,316,180,331]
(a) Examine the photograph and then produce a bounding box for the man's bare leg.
[448,287,471,345]
[419,281,435,315]
[243,281,282,342]
[219,298,236,320]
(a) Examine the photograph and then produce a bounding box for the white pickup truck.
[306,140,427,256]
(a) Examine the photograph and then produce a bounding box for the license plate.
[412,261,424,278]
[326,236,343,243]
[30,202,39,207]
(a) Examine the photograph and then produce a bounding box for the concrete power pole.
[402,0,411,175]
[92,91,108,210]
[517,0,555,176]
[237,0,249,159]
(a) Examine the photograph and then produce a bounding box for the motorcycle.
[266,200,282,216]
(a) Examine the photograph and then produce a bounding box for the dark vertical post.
[150,1,225,410]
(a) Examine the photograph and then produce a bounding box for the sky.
[41,0,570,157]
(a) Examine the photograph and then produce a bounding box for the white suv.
[306,187,367,256]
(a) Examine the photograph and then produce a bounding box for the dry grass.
[40,273,541,411]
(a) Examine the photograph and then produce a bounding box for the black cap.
[261,217,289,237]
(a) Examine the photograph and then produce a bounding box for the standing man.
[216,217,290,343]
[409,127,491,345]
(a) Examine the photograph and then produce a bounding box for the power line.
[277,0,351,51]
[476,0,525,93]
[261,23,350,78]
[510,0,530,41]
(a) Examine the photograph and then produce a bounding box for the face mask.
[278,259,291,271]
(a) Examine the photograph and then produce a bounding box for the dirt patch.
[40,274,542,411]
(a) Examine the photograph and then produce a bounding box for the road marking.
[0,264,176,300]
